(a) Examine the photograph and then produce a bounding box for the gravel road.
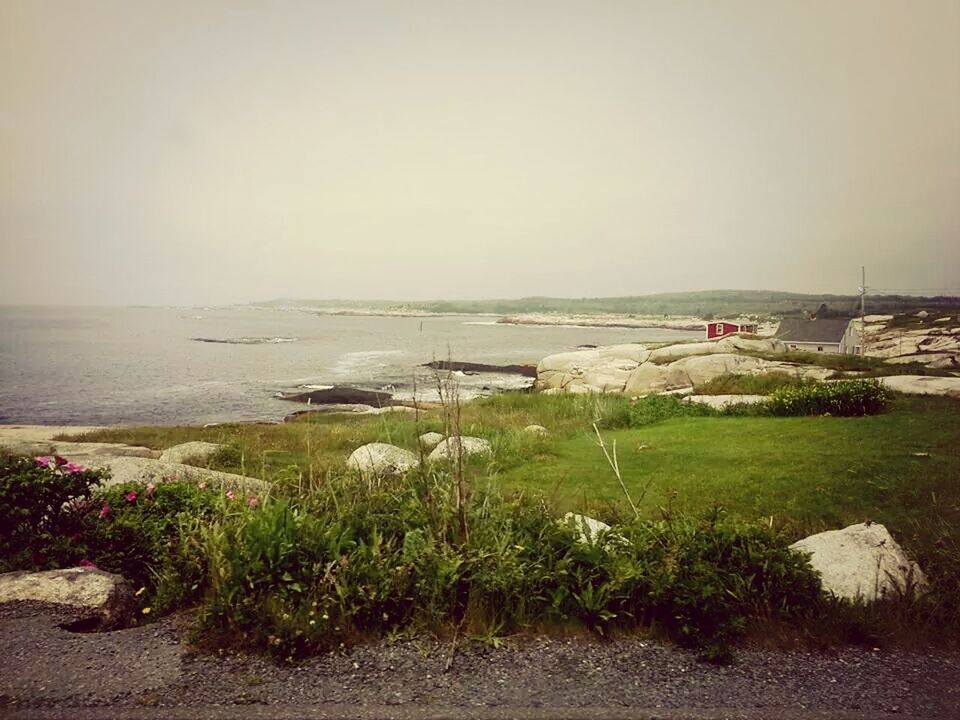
[1,602,957,720]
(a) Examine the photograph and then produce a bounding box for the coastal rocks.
[876,375,960,398]
[158,441,224,465]
[346,443,419,479]
[538,338,834,397]
[536,345,649,393]
[427,436,492,463]
[683,394,767,409]
[93,456,269,494]
[418,432,445,451]
[790,523,928,602]
[0,568,134,628]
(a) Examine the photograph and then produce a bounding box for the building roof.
[775,317,851,343]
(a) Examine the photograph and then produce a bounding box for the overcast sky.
[2,0,958,306]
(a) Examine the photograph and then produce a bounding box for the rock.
[665,353,768,387]
[877,375,960,398]
[346,443,419,479]
[0,440,56,456]
[864,314,894,323]
[158,441,225,465]
[536,345,648,393]
[647,341,721,363]
[597,344,650,363]
[915,310,929,318]
[0,567,134,628]
[624,363,671,396]
[717,335,786,354]
[926,355,959,370]
[523,424,549,436]
[790,522,928,602]
[427,436,492,463]
[683,394,767,409]
[90,456,269,494]
[580,366,632,393]
[418,432,445,451]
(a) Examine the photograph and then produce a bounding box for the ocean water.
[0,306,701,425]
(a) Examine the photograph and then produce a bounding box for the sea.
[0,306,702,426]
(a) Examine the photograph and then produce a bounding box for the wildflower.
[125,490,138,503]
[135,586,147,597]
[197,481,207,490]
[226,490,236,501]
[53,455,68,466]
[145,482,156,497]
[141,607,152,615]
[78,559,98,569]
[64,462,84,474]
[99,504,111,519]
[246,495,259,508]
[34,456,55,468]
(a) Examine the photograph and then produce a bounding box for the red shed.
[705,320,758,340]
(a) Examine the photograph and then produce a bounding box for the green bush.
[0,453,226,613]
[196,474,822,662]
[0,454,102,571]
[766,379,890,417]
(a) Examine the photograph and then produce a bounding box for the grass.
[48,389,960,652]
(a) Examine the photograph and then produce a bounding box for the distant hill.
[252,290,960,319]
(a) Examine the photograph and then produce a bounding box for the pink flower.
[125,490,138,503]
[225,490,236,501]
[35,456,55,468]
[53,455,68,467]
[99,504,111,519]
[145,482,156,497]
[64,462,84,474]
[246,496,259,508]
[78,559,99,569]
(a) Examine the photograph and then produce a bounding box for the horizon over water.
[0,306,701,426]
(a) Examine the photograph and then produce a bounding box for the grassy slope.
[68,395,959,550]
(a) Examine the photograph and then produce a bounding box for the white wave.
[297,384,334,391]
[461,320,501,326]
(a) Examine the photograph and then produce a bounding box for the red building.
[705,320,758,340]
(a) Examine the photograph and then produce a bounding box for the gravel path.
[1,602,957,720]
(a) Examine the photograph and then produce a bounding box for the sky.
[1,0,959,306]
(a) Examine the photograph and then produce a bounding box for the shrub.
[766,379,890,417]
[195,473,822,662]
[0,454,103,571]
[599,394,717,429]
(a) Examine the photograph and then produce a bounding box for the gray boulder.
[877,375,960,398]
[346,443,419,479]
[90,456,269,494]
[158,441,225,465]
[427,436,492,463]
[790,522,928,602]
[0,567,134,628]
[418,432,445,451]
[523,424,550,436]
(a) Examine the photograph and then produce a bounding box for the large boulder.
[427,436,492,463]
[624,362,672,396]
[418,432,445,451]
[0,567,134,627]
[790,522,928,602]
[536,345,648,393]
[717,335,786,354]
[878,375,960,398]
[346,443,419,479]
[91,456,269,494]
[647,341,721,363]
[523,424,550,436]
[158,441,225,464]
[664,353,768,387]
